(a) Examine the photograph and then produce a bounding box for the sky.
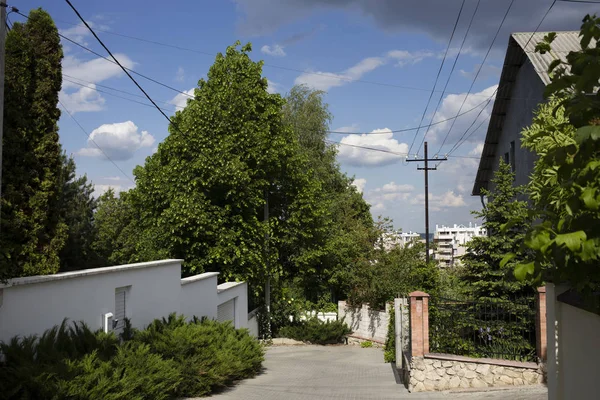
[11,0,599,232]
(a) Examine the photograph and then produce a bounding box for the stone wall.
[408,355,543,392]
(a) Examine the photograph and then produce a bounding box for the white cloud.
[62,54,134,89]
[425,85,497,151]
[60,53,135,113]
[351,178,367,193]
[387,49,435,66]
[261,44,286,57]
[336,128,408,167]
[410,190,466,212]
[469,142,484,157]
[363,180,415,212]
[59,84,105,113]
[266,79,283,94]
[295,56,385,91]
[169,88,195,109]
[334,123,359,133]
[175,66,185,82]
[77,121,155,161]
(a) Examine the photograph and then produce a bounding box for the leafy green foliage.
[347,219,440,309]
[0,315,263,399]
[513,15,600,293]
[0,320,118,399]
[361,340,373,348]
[59,343,181,400]
[0,9,67,280]
[278,317,351,344]
[383,305,395,362]
[460,160,535,299]
[58,155,100,272]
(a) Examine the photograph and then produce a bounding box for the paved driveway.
[205,345,547,400]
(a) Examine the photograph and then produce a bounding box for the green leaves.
[514,262,535,282]
[555,231,587,252]
[575,125,600,143]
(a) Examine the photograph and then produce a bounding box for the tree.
[127,42,329,288]
[461,160,534,299]
[58,155,99,272]
[0,9,66,279]
[280,85,374,301]
[507,15,600,294]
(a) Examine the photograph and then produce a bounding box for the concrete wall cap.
[537,286,546,293]
[409,291,430,297]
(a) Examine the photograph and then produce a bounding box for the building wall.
[0,260,248,343]
[546,285,600,400]
[490,59,545,193]
[217,282,248,330]
[180,272,220,321]
[338,301,389,343]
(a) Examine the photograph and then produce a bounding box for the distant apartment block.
[434,223,486,267]
[380,231,421,251]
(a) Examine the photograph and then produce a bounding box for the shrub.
[135,317,264,397]
[0,314,263,399]
[0,320,118,399]
[384,304,395,362]
[360,340,373,348]
[58,342,181,400]
[278,317,351,344]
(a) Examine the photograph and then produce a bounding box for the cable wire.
[418,0,481,156]
[59,100,136,185]
[445,0,558,157]
[434,0,515,157]
[64,0,185,132]
[407,0,467,157]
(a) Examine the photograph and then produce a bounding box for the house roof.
[471,31,585,196]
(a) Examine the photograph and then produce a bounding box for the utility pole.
[0,2,7,233]
[407,142,446,264]
[264,190,271,339]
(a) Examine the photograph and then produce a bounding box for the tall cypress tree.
[1,9,67,279]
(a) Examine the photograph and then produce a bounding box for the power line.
[407,0,467,157]
[64,0,183,131]
[558,0,600,3]
[416,0,482,156]
[12,9,195,100]
[434,0,516,157]
[445,0,558,158]
[62,75,184,111]
[59,100,136,185]
[326,90,493,137]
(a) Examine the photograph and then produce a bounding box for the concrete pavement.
[203,345,547,400]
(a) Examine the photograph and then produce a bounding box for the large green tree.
[0,9,67,279]
[124,43,329,287]
[461,160,534,299]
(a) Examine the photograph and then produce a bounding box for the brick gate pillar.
[536,286,547,361]
[409,291,430,357]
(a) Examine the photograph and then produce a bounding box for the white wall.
[548,285,600,400]
[338,301,389,343]
[0,260,250,343]
[180,272,219,321]
[217,282,248,329]
[247,309,259,337]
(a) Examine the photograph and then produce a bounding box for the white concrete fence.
[338,300,389,343]
[0,259,255,343]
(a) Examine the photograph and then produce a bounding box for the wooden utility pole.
[0,2,7,233]
[407,142,446,264]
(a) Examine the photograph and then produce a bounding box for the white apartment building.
[434,223,487,267]
[380,231,421,250]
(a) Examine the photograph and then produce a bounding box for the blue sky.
[12,0,598,232]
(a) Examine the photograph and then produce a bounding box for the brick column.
[409,291,430,357]
[536,286,547,361]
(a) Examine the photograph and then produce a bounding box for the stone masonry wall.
[409,356,543,392]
